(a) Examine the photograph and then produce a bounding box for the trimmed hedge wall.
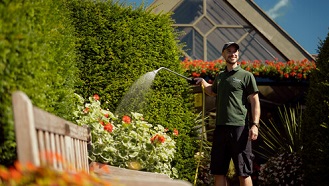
[67,0,198,182]
[0,0,199,182]
[0,0,78,166]
[302,31,329,185]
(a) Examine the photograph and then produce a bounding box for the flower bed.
[0,162,111,186]
[74,94,178,178]
[181,58,316,83]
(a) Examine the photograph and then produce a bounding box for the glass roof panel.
[172,0,203,24]
[206,0,248,25]
[177,27,204,59]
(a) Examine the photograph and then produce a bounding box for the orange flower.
[83,107,89,114]
[151,134,166,144]
[182,58,316,81]
[104,123,113,133]
[93,94,100,101]
[0,166,10,180]
[173,129,179,136]
[122,115,131,124]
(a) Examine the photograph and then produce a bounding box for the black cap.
[222,42,239,52]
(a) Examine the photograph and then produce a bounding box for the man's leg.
[239,176,253,186]
[233,125,254,186]
[211,127,231,186]
[214,175,227,186]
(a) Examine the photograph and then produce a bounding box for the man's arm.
[248,92,261,140]
[195,78,216,97]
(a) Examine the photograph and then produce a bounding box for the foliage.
[181,58,316,83]
[74,95,178,178]
[254,105,304,185]
[258,152,303,185]
[255,105,303,160]
[302,31,329,185]
[0,0,78,166]
[67,0,198,182]
[0,162,111,186]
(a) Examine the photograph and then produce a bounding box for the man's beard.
[226,60,237,64]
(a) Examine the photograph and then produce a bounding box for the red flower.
[83,107,89,114]
[104,123,113,133]
[181,58,316,81]
[150,134,166,144]
[104,113,109,118]
[284,73,289,78]
[192,72,200,77]
[93,94,100,101]
[297,73,303,79]
[122,115,131,124]
[99,121,105,126]
[173,129,179,136]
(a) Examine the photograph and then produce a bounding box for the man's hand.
[194,77,204,85]
[249,125,259,141]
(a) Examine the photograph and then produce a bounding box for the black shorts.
[210,125,254,176]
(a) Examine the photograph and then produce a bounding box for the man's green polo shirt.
[212,65,258,126]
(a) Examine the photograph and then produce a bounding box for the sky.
[121,0,329,55]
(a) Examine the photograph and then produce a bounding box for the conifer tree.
[302,30,329,185]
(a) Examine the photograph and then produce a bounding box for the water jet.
[115,67,194,115]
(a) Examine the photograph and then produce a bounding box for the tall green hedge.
[67,0,198,182]
[302,31,329,185]
[0,0,78,166]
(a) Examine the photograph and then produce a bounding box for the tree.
[302,30,329,185]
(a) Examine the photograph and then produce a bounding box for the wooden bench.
[12,91,191,186]
[12,91,90,172]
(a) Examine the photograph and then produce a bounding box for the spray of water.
[115,67,193,115]
[115,70,158,115]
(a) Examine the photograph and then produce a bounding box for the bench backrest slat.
[12,91,90,172]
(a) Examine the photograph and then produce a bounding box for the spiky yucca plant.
[256,105,304,185]
[256,105,303,159]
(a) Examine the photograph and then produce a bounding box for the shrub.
[0,0,78,166]
[74,94,178,177]
[258,152,303,185]
[255,105,304,185]
[302,31,329,185]
[67,0,197,182]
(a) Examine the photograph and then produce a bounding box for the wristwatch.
[251,122,260,128]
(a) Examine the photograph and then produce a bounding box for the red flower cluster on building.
[181,58,316,82]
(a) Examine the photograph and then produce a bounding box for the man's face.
[223,45,239,64]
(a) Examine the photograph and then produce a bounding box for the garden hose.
[193,84,206,186]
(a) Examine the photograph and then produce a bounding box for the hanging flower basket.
[181,58,316,84]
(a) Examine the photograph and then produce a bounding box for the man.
[195,42,260,186]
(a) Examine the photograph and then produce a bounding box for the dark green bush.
[0,0,78,166]
[67,0,198,182]
[302,31,329,185]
